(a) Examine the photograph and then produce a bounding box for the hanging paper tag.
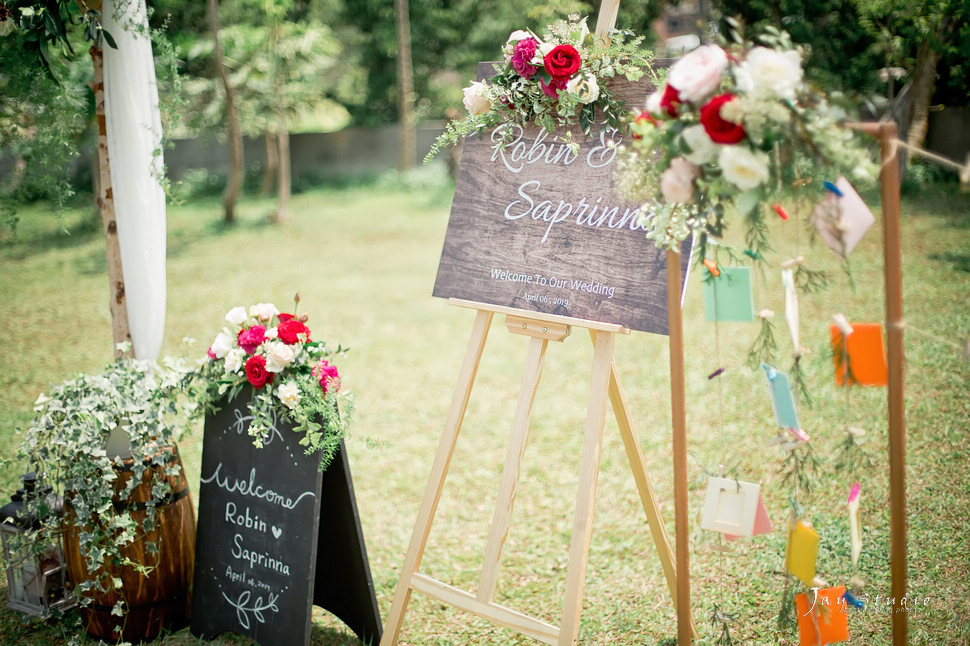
[700,477,773,539]
[811,176,875,258]
[763,363,801,429]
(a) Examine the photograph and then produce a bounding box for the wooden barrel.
[63,448,196,643]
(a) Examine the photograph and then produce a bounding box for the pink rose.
[659,157,699,204]
[667,44,728,103]
[540,76,567,99]
[311,359,340,394]
[245,355,274,389]
[237,325,267,354]
[511,38,538,79]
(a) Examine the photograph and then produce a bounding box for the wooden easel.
[379,297,696,646]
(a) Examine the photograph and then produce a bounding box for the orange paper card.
[830,323,888,386]
[795,586,849,645]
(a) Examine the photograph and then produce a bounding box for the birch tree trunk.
[91,44,133,359]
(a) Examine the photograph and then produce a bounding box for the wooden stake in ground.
[90,44,132,359]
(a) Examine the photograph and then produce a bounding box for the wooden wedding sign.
[191,396,382,646]
[434,63,690,334]
[381,6,697,644]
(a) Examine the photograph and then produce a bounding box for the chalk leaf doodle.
[231,407,283,445]
[223,590,280,630]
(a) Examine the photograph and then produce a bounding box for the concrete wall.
[163,124,447,182]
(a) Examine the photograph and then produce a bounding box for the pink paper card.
[811,176,875,258]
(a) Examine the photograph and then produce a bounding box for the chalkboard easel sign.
[191,392,382,645]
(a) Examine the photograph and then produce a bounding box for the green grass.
[0,178,968,645]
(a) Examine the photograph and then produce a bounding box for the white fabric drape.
[102,0,167,360]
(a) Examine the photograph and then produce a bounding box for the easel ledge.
[449,298,632,335]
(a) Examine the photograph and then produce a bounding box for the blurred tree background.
[1,0,967,219]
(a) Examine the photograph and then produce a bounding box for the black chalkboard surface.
[191,391,382,645]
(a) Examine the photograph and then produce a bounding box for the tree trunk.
[274,130,290,223]
[208,0,243,224]
[260,131,278,196]
[905,40,941,150]
[91,45,133,359]
[395,0,416,170]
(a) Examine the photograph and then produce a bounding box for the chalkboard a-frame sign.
[433,61,690,334]
[191,391,382,645]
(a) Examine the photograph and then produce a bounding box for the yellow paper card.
[785,519,819,586]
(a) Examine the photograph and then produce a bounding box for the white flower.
[566,74,599,104]
[667,45,728,103]
[680,125,718,165]
[0,19,16,37]
[265,327,279,341]
[224,348,246,374]
[250,302,279,321]
[506,29,532,45]
[225,306,248,327]
[538,41,555,57]
[277,381,302,410]
[644,91,663,116]
[209,331,234,359]
[718,145,770,191]
[264,341,297,373]
[659,157,699,204]
[462,81,492,116]
[735,47,803,100]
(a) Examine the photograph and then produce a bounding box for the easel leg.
[592,329,698,639]
[380,310,494,646]
[558,331,614,646]
[479,335,550,601]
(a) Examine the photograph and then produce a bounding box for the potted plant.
[16,351,201,642]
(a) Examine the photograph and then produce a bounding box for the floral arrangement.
[198,296,351,467]
[426,15,656,160]
[615,26,874,251]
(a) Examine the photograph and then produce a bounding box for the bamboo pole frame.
[849,120,907,645]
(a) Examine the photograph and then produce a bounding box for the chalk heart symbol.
[271,526,282,539]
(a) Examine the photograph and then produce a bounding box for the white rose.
[735,47,803,100]
[644,91,663,116]
[462,81,492,116]
[538,41,555,57]
[718,145,770,191]
[265,327,279,341]
[250,302,279,321]
[264,341,296,373]
[659,157,699,204]
[277,381,302,410]
[224,348,245,374]
[566,74,599,104]
[680,125,718,165]
[667,44,728,103]
[506,29,532,45]
[225,306,248,327]
[209,331,234,359]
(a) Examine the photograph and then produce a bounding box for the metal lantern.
[0,473,74,617]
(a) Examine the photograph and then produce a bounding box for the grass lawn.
[0,175,967,645]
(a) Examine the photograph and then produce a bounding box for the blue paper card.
[762,363,801,429]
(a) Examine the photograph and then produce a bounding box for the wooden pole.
[848,121,907,644]
[90,44,132,359]
[666,247,691,645]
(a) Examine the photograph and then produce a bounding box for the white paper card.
[700,477,762,537]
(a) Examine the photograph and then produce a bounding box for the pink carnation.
[311,359,340,394]
[237,325,267,354]
[511,38,538,79]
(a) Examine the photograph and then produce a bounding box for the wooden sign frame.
[380,3,696,644]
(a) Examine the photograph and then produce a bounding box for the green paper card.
[704,266,755,322]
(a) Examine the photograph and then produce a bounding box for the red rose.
[659,84,682,117]
[699,93,746,144]
[277,319,310,345]
[543,44,581,79]
[245,355,274,389]
[237,325,267,354]
[278,312,296,323]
